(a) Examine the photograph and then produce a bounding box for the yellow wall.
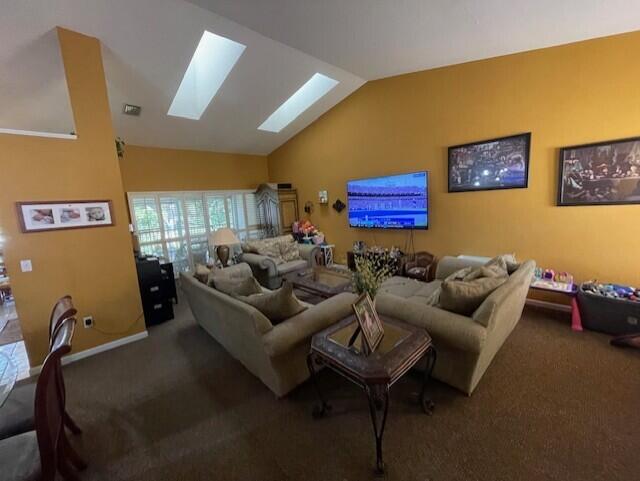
[0,28,145,365]
[269,31,640,286]
[120,145,268,192]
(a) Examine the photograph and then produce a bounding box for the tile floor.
[0,300,30,381]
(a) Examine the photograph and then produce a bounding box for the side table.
[530,281,582,331]
[307,314,436,475]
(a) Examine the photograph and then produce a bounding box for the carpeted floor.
[50,295,639,481]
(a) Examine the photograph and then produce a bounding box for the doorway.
[0,250,30,381]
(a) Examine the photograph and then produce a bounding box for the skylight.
[168,31,246,120]
[258,73,339,133]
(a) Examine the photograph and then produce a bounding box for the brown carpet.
[50,296,638,481]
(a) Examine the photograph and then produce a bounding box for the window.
[128,190,261,273]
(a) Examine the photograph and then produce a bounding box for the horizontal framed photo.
[352,292,384,354]
[17,200,114,233]
[558,136,640,206]
[448,133,531,193]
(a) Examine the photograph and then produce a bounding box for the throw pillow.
[280,238,301,262]
[194,264,211,284]
[214,276,263,297]
[444,266,473,282]
[236,282,307,324]
[439,276,507,316]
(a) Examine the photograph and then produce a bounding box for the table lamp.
[210,228,240,267]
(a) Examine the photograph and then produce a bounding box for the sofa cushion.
[207,263,253,287]
[379,277,426,298]
[439,276,507,316]
[280,238,301,262]
[276,259,308,275]
[245,238,284,264]
[236,282,307,324]
[194,264,211,284]
[214,276,263,297]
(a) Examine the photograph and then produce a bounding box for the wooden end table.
[307,315,436,475]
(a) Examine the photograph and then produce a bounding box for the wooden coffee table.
[307,314,436,475]
[285,266,352,298]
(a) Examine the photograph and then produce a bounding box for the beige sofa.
[377,256,535,395]
[181,263,357,397]
[240,235,320,289]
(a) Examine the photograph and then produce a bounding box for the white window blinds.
[128,190,262,272]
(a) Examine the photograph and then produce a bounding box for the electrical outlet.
[83,316,94,329]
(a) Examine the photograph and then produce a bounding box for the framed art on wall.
[557,136,640,206]
[16,200,114,233]
[448,132,531,193]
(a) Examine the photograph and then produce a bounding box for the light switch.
[20,260,33,272]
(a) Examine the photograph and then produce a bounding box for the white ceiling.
[2,1,640,154]
[0,0,364,154]
[190,0,640,80]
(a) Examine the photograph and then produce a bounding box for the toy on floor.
[582,281,640,302]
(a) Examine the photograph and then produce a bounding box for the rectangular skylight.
[258,73,339,133]
[168,31,246,120]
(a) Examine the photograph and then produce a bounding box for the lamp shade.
[210,228,240,246]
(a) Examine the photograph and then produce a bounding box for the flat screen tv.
[347,171,429,229]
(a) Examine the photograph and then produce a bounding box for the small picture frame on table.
[352,292,384,354]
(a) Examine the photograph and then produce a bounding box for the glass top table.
[0,352,17,408]
[308,314,437,475]
[284,266,352,298]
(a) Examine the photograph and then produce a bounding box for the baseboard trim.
[526,298,572,313]
[28,330,148,377]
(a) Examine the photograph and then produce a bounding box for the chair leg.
[61,433,87,471]
[64,411,82,435]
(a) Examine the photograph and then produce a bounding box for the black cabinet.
[135,257,176,326]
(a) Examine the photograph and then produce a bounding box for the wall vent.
[122,104,142,116]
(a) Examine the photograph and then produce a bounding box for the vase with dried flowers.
[352,252,396,301]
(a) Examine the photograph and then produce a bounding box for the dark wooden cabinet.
[255,184,300,236]
[135,257,175,326]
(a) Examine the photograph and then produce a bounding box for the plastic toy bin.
[577,285,640,335]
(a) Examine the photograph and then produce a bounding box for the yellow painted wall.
[120,145,268,192]
[269,31,640,286]
[0,28,145,365]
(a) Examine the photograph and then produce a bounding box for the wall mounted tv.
[347,171,429,230]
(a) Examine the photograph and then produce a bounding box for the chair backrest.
[49,296,77,349]
[35,317,75,480]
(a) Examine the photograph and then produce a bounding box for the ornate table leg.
[365,383,390,476]
[420,346,437,415]
[306,353,331,418]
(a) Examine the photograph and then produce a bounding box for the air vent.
[122,104,142,116]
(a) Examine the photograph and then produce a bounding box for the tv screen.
[347,171,429,229]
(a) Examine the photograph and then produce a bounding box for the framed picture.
[16,200,114,233]
[557,136,640,206]
[352,292,384,353]
[448,133,531,192]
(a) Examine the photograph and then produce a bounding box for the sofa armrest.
[298,244,320,266]
[239,253,278,277]
[262,292,358,357]
[376,293,487,353]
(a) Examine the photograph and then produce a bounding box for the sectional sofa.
[377,256,536,395]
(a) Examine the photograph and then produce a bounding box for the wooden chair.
[0,317,86,480]
[0,296,82,441]
[402,251,438,282]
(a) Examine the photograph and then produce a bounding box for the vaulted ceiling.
[2,0,640,154]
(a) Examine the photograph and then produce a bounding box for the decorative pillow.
[463,264,508,282]
[279,238,300,262]
[213,276,262,297]
[194,264,211,284]
[439,276,507,316]
[444,266,473,282]
[235,282,307,324]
